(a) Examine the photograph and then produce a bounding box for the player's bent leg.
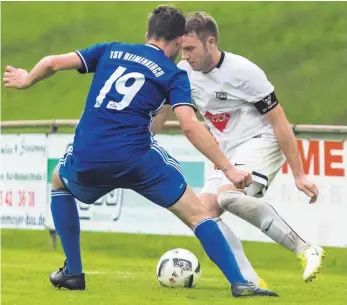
[200,192,267,287]
[168,185,210,229]
[52,166,66,191]
[168,186,278,297]
[133,147,277,296]
[246,183,325,282]
[215,218,269,289]
[199,193,224,218]
[49,165,85,290]
[200,171,269,287]
[218,183,325,282]
[217,183,308,252]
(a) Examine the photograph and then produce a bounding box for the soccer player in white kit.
[152,11,325,287]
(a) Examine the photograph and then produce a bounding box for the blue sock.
[194,218,247,285]
[51,190,82,275]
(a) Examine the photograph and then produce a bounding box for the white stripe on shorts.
[151,144,184,176]
[151,146,184,177]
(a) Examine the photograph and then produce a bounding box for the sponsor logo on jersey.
[215,92,228,100]
[204,111,230,132]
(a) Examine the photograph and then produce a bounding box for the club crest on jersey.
[215,92,228,100]
[204,111,230,132]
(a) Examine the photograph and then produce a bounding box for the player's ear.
[175,36,183,48]
[145,32,149,42]
[207,36,216,48]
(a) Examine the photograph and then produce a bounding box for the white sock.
[215,217,261,284]
[218,191,309,254]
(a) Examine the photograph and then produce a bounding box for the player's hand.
[3,65,31,89]
[222,166,252,189]
[295,175,319,204]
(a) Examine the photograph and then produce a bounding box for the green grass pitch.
[2,229,346,305]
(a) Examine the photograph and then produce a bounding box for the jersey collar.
[216,50,225,69]
[145,43,164,52]
[203,50,225,74]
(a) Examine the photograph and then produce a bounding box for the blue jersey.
[73,42,193,163]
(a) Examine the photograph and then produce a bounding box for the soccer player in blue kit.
[3,5,278,298]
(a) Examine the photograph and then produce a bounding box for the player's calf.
[50,164,83,280]
[168,186,279,297]
[218,186,325,283]
[217,189,308,253]
[200,192,267,286]
[168,186,248,284]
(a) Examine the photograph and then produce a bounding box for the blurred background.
[2,1,347,124]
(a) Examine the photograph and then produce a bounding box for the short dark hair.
[185,12,219,42]
[147,5,186,41]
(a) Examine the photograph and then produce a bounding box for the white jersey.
[178,52,279,157]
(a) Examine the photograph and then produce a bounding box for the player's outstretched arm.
[3,52,83,90]
[150,105,171,135]
[174,105,252,189]
[265,105,319,203]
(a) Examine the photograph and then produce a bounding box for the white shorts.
[201,135,286,197]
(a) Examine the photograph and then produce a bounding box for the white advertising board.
[0,135,47,229]
[2,133,346,247]
[223,139,347,247]
[45,134,211,234]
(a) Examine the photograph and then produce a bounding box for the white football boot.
[298,245,325,282]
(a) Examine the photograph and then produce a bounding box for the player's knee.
[185,206,213,228]
[170,186,225,229]
[186,206,211,228]
[217,190,244,210]
[185,199,218,226]
[200,195,223,218]
[207,203,223,218]
[51,167,66,191]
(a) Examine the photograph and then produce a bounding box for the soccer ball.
[156,248,201,288]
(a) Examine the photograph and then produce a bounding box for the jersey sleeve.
[167,70,196,110]
[242,63,278,115]
[75,42,111,74]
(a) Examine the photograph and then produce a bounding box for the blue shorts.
[58,144,187,208]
